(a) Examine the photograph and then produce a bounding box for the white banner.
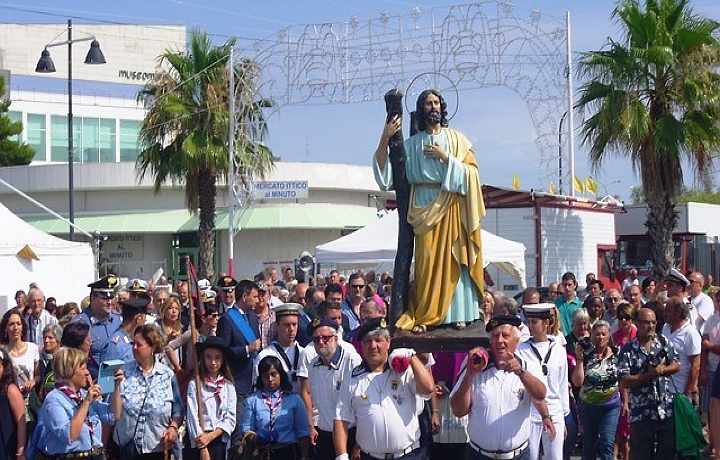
[253,180,309,200]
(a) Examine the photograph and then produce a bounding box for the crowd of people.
[1,264,719,460]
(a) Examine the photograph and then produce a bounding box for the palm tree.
[137,31,273,279]
[576,0,720,278]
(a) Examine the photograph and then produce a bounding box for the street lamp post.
[35,19,106,241]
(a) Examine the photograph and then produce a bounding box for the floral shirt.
[579,351,620,405]
[617,337,678,423]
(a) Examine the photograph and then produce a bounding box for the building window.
[27,114,47,161]
[99,118,116,163]
[82,117,100,163]
[51,115,81,162]
[120,120,141,162]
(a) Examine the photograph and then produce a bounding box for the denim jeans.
[580,399,620,460]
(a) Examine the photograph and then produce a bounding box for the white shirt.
[690,292,714,333]
[25,309,58,349]
[452,358,540,451]
[303,345,362,431]
[186,378,237,447]
[253,341,304,393]
[703,312,720,372]
[336,363,430,456]
[10,342,40,388]
[517,338,570,421]
[662,320,702,392]
[622,277,639,292]
[297,338,357,378]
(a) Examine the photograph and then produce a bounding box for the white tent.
[0,202,94,310]
[316,210,527,287]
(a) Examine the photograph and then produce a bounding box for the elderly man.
[24,287,58,349]
[618,308,680,460]
[299,318,362,460]
[661,297,702,402]
[334,318,434,460]
[689,271,714,333]
[603,288,623,332]
[451,316,547,459]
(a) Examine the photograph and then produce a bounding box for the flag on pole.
[585,177,598,194]
[548,182,557,194]
[512,175,521,191]
[186,256,204,317]
[573,175,585,193]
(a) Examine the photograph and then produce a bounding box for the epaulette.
[351,363,369,378]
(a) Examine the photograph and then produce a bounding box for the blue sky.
[4,0,720,200]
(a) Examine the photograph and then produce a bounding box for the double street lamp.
[35,19,106,241]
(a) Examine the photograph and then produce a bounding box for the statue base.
[391,320,489,353]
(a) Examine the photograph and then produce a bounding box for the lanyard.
[529,341,555,376]
[272,342,299,381]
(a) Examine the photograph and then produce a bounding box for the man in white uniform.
[688,272,715,333]
[450,315,547,460]
[299,318,362,460]
[517,304,569,460]
[253,303,304,393]
[333,318,435,460]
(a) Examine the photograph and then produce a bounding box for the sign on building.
[253,180,309,200]
[104,234,144,262]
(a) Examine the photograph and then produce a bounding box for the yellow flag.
[548,182,557,194]
[573,175,585,193]
[585,177,598,194]
[512,175,521,190]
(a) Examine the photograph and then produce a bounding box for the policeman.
[107,294,150,363]
[74,275,123,374]
[450,315,547,460]
[217,275,239,315]
[126,278,149,298]
[253,303,305,393]
[517,304,569,460]
[334,318,435,460]
[299,318,362,460]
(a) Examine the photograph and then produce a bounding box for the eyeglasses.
[312,335,335,343]
[223,288,235,293]
[351,284,366,289]
[618,315,632,321]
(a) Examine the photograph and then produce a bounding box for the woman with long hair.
[184,336,236,460]
[0,347,26,460]
[240,356,309,460]
[158,296,183,342]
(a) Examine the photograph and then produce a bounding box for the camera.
[579,337,594,356]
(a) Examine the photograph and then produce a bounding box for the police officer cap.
[196,335,230,355]
[217,275,237,291]
[310,317,339,332]
[485,314,522,333]
[119,295,150,316]
[126,278,148,294]
[197,279,212,291]
[355,317,388,341]
[522,303,554,319]
[200,289,217,304]
[274,303,302,318]
[88,274,119,299]
[664,267,690,287]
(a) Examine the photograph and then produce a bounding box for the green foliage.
[630,185,720,204]
[0,76,34,166]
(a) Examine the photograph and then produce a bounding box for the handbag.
[119,375,155,459]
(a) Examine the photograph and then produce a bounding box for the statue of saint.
[373,89,485,332]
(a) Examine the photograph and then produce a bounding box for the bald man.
[688,272,714,333]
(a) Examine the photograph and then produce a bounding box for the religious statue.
[373,89,485,332]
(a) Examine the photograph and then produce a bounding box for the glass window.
[119,120,141,162]
[7,111,21,142]
[82,117,99,163]
[51,115,81,162]
[27,114,47,161]
[99,118,116,163]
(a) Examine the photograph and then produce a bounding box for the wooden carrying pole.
[185,256,206,434]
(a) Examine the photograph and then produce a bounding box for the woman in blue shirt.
[33,346,122,459]
[240,356,309,460]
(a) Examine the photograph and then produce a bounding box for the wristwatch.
[541,414,552,421]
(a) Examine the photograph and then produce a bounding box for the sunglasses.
[351,284,366,289]
[312,335,335,343]
[618,315,632,321]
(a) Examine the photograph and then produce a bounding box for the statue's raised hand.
[382,114,402,142]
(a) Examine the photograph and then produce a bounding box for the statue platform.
[391,320,489,353]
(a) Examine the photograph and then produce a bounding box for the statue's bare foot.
[454,321,466,330]
[412,325,427,334]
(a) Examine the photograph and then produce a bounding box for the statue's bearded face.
[422,92,443,125]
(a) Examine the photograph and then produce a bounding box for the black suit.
[216,305,260,396]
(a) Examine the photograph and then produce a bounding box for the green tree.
[0,76,34,166]
[136,31,273,279]
[576,0,720,278]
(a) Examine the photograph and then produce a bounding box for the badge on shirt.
[391,379,400,391]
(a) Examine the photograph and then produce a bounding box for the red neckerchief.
[57,384,93,436]
[260,389,283,431]
[204,376,225,415]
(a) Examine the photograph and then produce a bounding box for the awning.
[23,204,379,234]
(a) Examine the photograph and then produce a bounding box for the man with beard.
[253,303,305,393]
[334,318,434,460]
[374,89,485,331]
[299,318,362,460]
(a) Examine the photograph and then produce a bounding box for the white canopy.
[316,210,527,287]
[0,202,95,310]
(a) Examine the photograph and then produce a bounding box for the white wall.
[541,208,615,285]
[686,203,720,238]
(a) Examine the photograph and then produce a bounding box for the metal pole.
[558,111,568,195]
[566,11,576,196]
[67,19,75,239]
[227,47,235,276]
